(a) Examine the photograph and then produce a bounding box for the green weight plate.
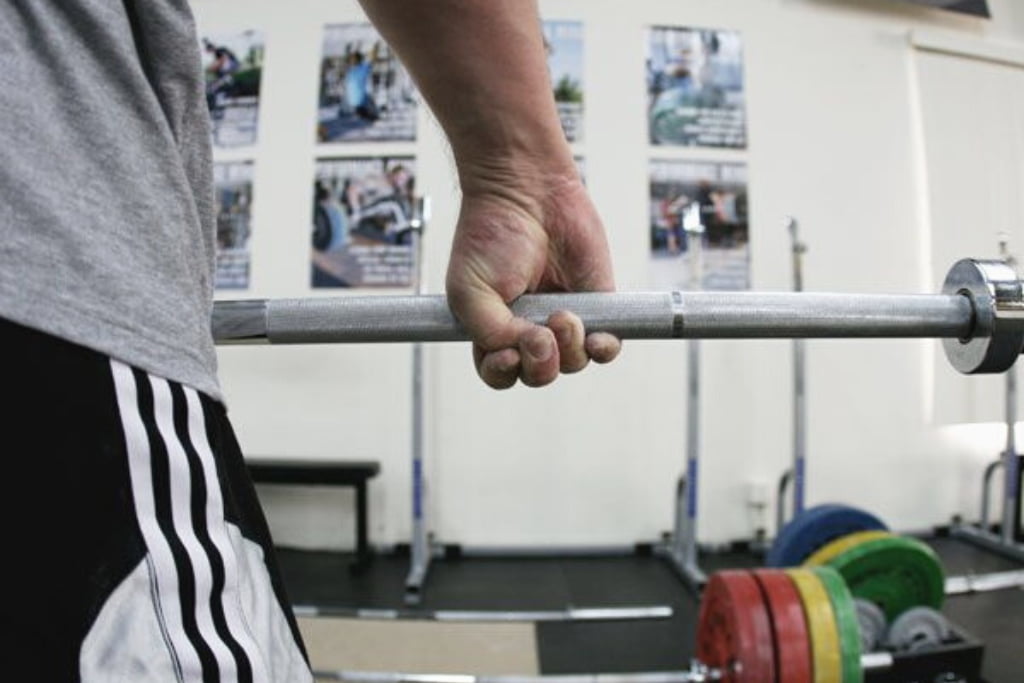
[823,535,944,621]
[787,569,843,683]
[811,566,863,683]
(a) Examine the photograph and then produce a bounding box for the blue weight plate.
[766,503,888,568]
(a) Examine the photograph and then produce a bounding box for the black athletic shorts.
[4,317,313,682]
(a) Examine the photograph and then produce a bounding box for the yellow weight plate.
[804,530,893,568]
[787,569,844,683]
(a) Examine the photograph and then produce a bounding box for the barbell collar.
[941,258,1024,374]
[212,291,973,346]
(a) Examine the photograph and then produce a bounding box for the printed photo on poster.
[317,24,418,143]
[649,160,749,291]
[311,157,417,288]
[214,161,254,290]
[543,20,584,143]
[646,27,745,148]
[200,30,264,148]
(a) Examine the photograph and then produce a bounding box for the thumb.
[447,279,530,352]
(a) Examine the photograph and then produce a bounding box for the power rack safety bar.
[211,258,1024,375]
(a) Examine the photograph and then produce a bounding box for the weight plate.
[752,569,813,683]
[811,566,863,683]
[823,535,945,621]
[696,570,776,683]
[767,503,889,567]
[854,599,887,652]
[804,530,893,567]
[884,606,952,652]
[787,568,843,683]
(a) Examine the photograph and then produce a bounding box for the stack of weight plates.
[767,504,950,654]
[697,566,864,683]
[802,529,948,652]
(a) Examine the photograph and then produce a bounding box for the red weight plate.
[697,570,776,683]
[752,569,814,683]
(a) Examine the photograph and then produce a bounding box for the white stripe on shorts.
[111,359,200,680]
[111,360,272,682]
[149,376,242,680]
[182,384,270,681]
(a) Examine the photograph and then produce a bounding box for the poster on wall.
[890,0,990,17]
[542,20,584,143]
[213,161,254,290]
[317,24,418,143]
[646,27,745,148]
[311,157,417,288]
[649,159,749,291]
[199,30,264,148]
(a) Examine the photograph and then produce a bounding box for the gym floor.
[274,534,1023,683]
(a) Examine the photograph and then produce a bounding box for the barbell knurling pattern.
[212,291,974,344]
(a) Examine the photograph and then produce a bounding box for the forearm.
[356,0,576,196]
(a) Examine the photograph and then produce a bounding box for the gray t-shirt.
[0,0,221,399]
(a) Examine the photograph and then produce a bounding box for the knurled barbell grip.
[212,258,1024,373]
[211,291,973,345]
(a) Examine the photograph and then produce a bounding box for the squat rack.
[403,198,440,605]
[655,203,708,593]
[775,217,809,536]
[397,199,676,614]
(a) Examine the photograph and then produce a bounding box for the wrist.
[456,151,582,224]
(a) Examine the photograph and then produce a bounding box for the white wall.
[194,0,1024,550]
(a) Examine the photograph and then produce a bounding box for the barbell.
[212,258,1024,375]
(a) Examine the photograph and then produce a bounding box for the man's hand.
[354,0,622,387]
[446,172,621,389]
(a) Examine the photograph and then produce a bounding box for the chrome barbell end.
[210,299,269,344]
[941,258,1024,374]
